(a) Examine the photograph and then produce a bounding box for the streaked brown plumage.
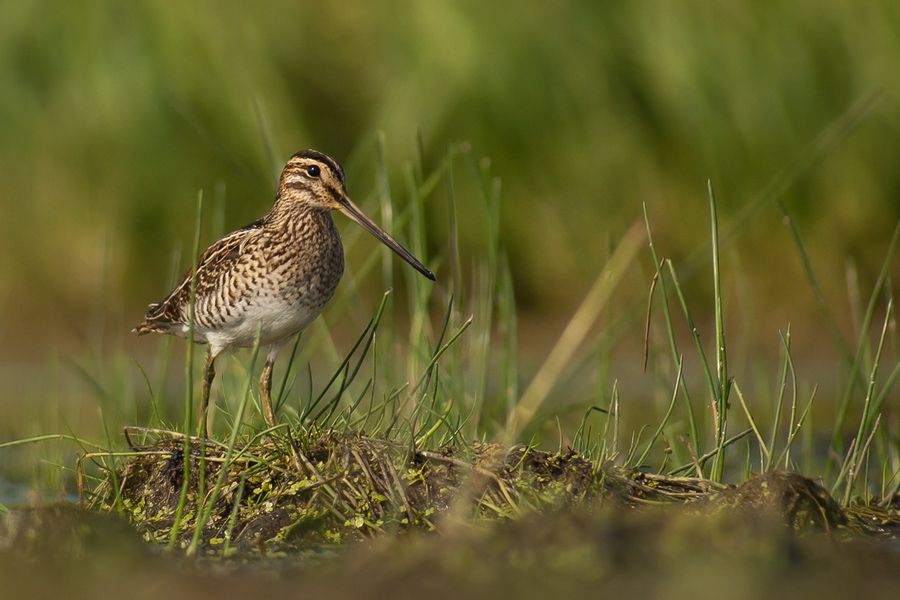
[135,149,435,436]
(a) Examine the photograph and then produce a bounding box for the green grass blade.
[168,189,204,550]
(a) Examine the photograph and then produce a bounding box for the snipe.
[134,150,435,437]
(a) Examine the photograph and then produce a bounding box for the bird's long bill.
[337,195,436,281]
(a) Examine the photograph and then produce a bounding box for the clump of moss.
[85,428,900,555]
[86,430,624,554]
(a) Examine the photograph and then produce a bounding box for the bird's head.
[278,149,435,281]
[279,149,347,211]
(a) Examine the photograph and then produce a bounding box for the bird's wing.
[134,218,265,334]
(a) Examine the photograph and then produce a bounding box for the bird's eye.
[306,165,321,178]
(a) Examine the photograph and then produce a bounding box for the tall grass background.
[0,1,898,504]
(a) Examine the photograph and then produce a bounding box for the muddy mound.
[87,431,618,553]
[83,429,900,554]
[711,471,846,530]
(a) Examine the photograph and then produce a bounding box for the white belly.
[183,296,326,355]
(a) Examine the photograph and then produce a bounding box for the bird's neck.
[266,202,336,240]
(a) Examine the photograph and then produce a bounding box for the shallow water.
[0,477,73,506]
[0,476,26,505]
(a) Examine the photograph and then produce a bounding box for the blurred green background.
[1,2,898,427]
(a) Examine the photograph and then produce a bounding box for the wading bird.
[134,150,435,437]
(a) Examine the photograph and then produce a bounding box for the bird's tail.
[132,320,157,335]
[132,303,170,335]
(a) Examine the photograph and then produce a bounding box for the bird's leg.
[259,349,278,429]
[198,349,216,439]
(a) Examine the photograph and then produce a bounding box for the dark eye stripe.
[327,185,343,203]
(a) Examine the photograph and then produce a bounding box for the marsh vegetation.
[1,3,900,598]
